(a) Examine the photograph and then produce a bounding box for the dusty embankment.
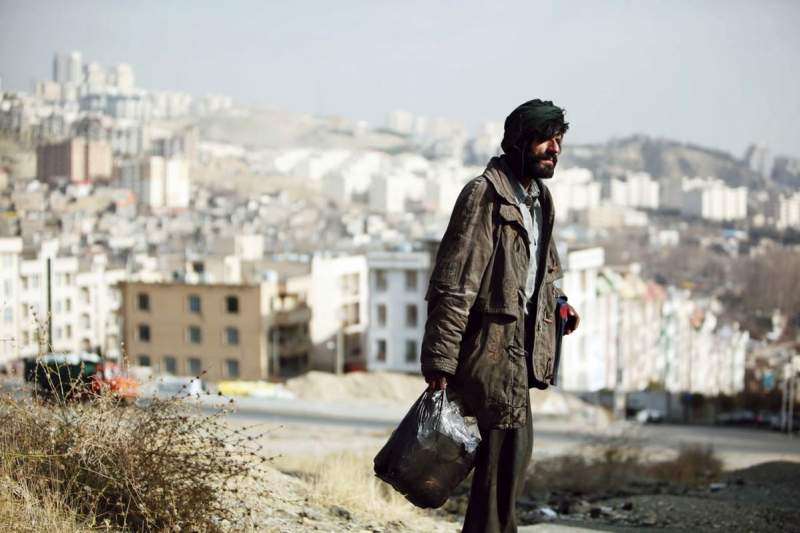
[229,371,800,532]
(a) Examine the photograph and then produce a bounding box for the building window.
[225,326,240,345]
[405,270,418,291]
[187,325,202,344]
[137,354,151,367]
[64,298,72,312]
[376,339,387,362]
[137,292,150,311]
[163,355,177,375]
[65,324,72,339]
[188,294,201,313]
[405,304,418,327]
[225,358,240,378]
[188,357,202,376]
[377,304,387,327]
[340,273,360,296]
[405,340,418,363]
[343,302,360,326]
[225,295,239,314]
[375,270,388,291]
[137,323,151,342]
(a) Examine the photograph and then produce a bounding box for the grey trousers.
[461,402,533,533]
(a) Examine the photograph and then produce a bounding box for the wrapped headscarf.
[501,99,568,179]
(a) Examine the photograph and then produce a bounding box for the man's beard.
[524,152,558,179]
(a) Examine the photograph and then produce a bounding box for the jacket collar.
[484,156,524,207]
[484,155,556,230]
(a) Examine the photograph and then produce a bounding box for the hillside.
[561,134,764,187]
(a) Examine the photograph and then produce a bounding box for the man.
[420,99,580,533]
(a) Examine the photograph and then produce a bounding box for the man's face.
[527,133,563,179]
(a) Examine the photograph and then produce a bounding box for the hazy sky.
[2,0,799,157]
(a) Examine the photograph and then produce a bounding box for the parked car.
[714,409,756,426]
[23,352,138,402]
[635,408,665,424]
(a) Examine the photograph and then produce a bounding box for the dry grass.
[277,451,421,524]
[649,444,723,485]
[528,433,648,495]
[0,474,92,533]
[0,374,273,532]
[527,433,723,496]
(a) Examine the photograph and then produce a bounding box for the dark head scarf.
[501,99,569,179]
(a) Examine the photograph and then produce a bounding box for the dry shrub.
[527,436,723,497]
[649,444,722,485]
[0,379,272,532]
[527,433,647,495]
[0,473,92,533]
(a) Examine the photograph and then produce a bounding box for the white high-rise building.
[367,250,431,373]
[0,238,126,364]
[307,254,369,372]
[386,110,415,136]
[547,167,601,221]
[556,247,607,391]
[775,193,800,229]
[112,63,135,91]
[0,239,23,367]
[610,172,660,209]
[369,175,406,214]
[118,156,191,209]
[683,181,747,221]
[82,62,107,92]
[53,51,82,85]
[663,177,747,221]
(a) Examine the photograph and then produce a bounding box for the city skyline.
[1,0,799,159]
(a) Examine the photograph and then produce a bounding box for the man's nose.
[547,138,561,154]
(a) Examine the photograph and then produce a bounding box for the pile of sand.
[285,371,426,404]
[285,371,611,425]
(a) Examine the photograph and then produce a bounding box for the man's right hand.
[425,371,448,391]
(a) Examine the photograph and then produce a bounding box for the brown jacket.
[420,156,565,429]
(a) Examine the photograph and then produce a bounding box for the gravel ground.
[519,461,800,532]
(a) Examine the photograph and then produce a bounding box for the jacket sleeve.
[421,177,494,377]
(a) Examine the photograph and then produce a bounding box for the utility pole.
[335,320,344,375]
[789,355,798,436]
[781,361,789,432]
[781,354,799,436]
[271,325,280,381]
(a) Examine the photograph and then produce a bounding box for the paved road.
[209,396,800,469]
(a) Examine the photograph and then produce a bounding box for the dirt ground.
[526,461,800,532]
[231,413,800,532]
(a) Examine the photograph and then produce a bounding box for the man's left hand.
[564,304,580,335]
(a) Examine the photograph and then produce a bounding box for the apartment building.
[308,254,368,372]
[119,280,311,381]
[36,138,113,183]
[0,238,125,365]
[366,250,431,373]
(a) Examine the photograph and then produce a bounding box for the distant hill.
[192,107,411,152]
[561,134,764,187]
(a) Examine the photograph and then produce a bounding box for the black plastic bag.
[374,389,481,509]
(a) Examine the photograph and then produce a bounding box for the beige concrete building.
[36,138,113,183]
[119,280,311,382]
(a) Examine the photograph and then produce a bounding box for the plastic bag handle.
[431,389,447,434]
